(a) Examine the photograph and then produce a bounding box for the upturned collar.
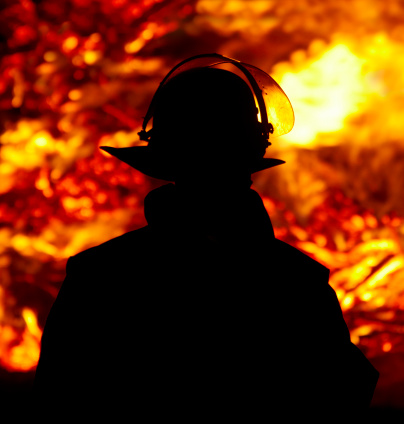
[143,183,275,243]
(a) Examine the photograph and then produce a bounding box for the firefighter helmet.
[101,53,294,181]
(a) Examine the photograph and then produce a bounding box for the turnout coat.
[34,184,378,420]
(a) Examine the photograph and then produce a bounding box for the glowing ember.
[1,0,404,408]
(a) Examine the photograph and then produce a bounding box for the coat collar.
[144,183,275,242]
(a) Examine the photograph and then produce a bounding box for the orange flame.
[1,3,404,406]
[0,306,42,372]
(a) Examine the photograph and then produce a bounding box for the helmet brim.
[100,145,285,181]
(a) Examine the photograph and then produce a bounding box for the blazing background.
[1,0,404,411]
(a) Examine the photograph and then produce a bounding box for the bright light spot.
[382,342,392,352]
[124,38,145,54]
[335,289,345,301]
[16,121,32,139]
[12,234,30,251]
[357,325,373,336]
[374,297,386,307]
[0,163,15,175]
[83,50,102,65]
[142,29,153,40]
[367,257,404,287]
[68,89,82,101]
[342,294,354,309]
[22,308,42,339]
[63,36,79,51]
[33,136,48,147]
[351,215,365,230]
[277,44,366,145]
[313,234,327,247]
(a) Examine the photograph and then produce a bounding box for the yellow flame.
[83,50,102,65]
[0,308,42,372]
[125,38,146,54]
[274,43,366,145]
[22,308,42,340]
[366,257,404,288]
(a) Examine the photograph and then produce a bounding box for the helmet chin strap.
[139,121,273,154]
[138,128,153,142]
[261,122,274,147]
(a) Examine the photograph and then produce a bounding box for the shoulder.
[67,226,151,272]
[270,239,351,337]
[271,238,330,283]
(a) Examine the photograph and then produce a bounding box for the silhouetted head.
[150,67,266,184]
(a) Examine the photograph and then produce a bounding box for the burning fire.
[1,0,404,406]
[0,305,42,371]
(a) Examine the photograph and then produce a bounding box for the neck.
[174,173,253,202]
[143,181,275,241]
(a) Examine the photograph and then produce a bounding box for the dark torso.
[33,185,378,420]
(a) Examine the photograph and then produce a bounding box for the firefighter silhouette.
[34,54,378,420]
